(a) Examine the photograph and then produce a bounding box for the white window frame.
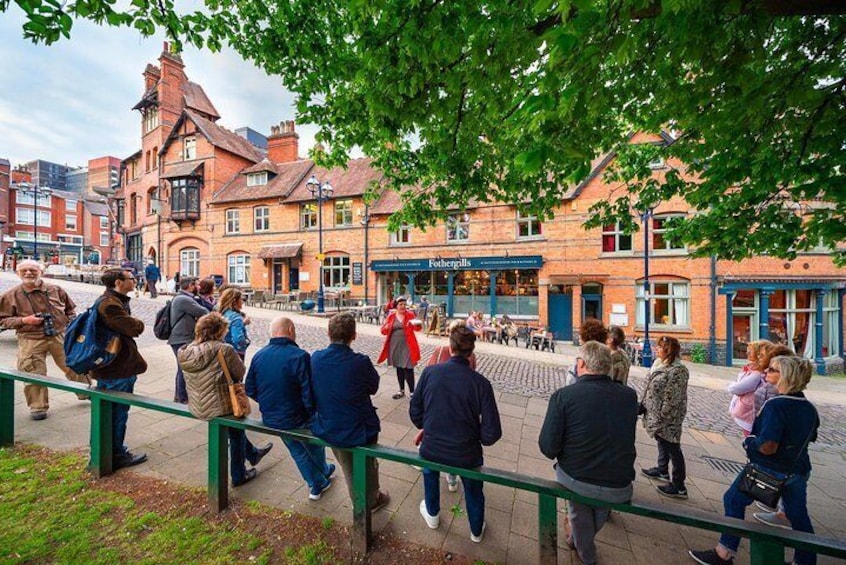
[143,106,159,134]
[226,209,241,234]
[65,214,77,231]
[227,254,251,285]
[99,216,109,229]
[636,281,691,329]
[653,214,686,252]
[184,136,196,160]
[246,172,268,187]
[516,211,542,239]
[300,203,317,230]
[180,248,201,278]
[99,232,110,247]
[389,224,411,246]
[16,208,51,227]
[65,199,77,211]
[322,255,351,289]
[16,192,51,207]
[254,206,270,232]
[334,199,353,226]
[601,222,633,253]
[446,213,470,243]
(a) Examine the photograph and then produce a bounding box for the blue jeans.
[228,429,259,484]
[95,375,136,459]
[283,439,332,490]
[719,468,816,565]
[422,467,485,537]
[171,344,188,403]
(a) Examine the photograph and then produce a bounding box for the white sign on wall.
[299,271,310,282]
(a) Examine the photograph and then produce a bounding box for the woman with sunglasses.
[689,355,819,565]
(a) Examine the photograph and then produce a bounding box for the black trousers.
[396,367,415,393]
[656,435,686,488]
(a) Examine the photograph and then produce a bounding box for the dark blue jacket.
[245,337,313,430]
[144,264,161,282]
[410,356,502,468]
[310,343,381,448]
[745,393,819,475]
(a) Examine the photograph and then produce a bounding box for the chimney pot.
[267,119,299,163]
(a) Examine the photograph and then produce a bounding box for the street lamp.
[306,174,334,313]
[359,205,371,306]
[639,205,654,368]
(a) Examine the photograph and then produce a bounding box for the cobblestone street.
[3,274,845,451]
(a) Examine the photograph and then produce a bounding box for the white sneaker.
[419,500,440,529]
[446,474,458,492]
[753,511,792,530]
[755,500,777,512]
[470,521,486,543]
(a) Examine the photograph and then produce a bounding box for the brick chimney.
[143,64,160,91]
[267,120,299,163]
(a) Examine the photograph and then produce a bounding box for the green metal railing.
[2,369,845,564]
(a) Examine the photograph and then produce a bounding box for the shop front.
[371,255,543,319]
[720,280,845,374]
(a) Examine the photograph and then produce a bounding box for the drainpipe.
[709,255,718,364]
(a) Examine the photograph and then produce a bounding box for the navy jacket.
[144,264,161,282]
[745,393,818,475]
[311,343,381,448]
[410,356,502,468]
[538,374,638,488]
[245,337,313,430]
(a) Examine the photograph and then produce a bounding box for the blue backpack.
[64,297,120,374]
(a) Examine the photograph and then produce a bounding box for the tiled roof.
[161,161,203,179]
[242,159,279,175]
[182,109,263,163]
[258,243,303,259]
[183,81,220,120]
[84,200,110,216]
[213,160,314,204]
[284,158,383,203]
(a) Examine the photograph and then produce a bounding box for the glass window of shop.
[407,270,538,316]
[769,289,840,358]
[731,290,758,364]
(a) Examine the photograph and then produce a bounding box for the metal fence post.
[88,396,114,478]
[0,378,14,446]
[750,538,784,565]
[538,493,558,564]
[352,449,372,555]
[208,420,229,512]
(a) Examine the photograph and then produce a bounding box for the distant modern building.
[87,156,121,196]
[65,167,88,194]
[23,159,74,191]
[235,127,268,150]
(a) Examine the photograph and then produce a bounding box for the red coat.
[378,311,421,365]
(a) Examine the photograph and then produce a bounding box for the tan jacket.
[642,359,689,443]
[609,349,631,385]
[0,281,75,338]
[178,340,245,421]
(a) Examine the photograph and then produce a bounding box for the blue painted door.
[548,293,573,341]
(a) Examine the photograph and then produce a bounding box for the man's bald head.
[271,316,296,340]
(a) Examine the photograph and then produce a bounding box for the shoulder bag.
[738,404,817,508]
[216,348,251,418]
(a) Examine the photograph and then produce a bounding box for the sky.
[0,7,319,169]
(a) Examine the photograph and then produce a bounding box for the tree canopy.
[5,0,845,264]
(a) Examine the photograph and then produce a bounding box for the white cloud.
[0,8,318,167]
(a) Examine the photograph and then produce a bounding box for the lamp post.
[359,205,371,306]
[639,206,654,367]
[306,174,334,313]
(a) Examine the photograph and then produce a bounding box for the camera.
[36,313,56,337]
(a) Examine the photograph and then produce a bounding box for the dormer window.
[247,172,268,187]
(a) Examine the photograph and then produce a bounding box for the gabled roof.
[242,159,279,175]
[183,81,220,120]
[284,158,383,203]
[161,109,264,164]
[161,161,204,179]
[212,160,314,204]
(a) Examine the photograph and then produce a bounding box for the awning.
[546,274,611,285]
[258,243,303,259]
[160,161,203,179]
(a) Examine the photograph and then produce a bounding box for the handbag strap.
[788,403,819,471]
[216,348,234,386]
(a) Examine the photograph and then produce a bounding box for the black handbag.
[738,405,817,508]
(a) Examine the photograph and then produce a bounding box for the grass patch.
[0,446,295,564]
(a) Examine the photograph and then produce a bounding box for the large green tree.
[5,0,845,263]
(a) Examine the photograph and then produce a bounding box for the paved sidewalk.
[2,273,844,564]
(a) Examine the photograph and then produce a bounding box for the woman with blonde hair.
[218,288,250,359]
[178,312,271,487]
[641,336,690,499]
[726,340,772,436]
[689,356,819,565]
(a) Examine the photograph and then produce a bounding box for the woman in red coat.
[378,297,422,399]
